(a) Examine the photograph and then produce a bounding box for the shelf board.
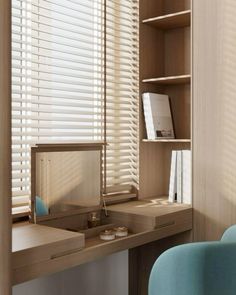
[142,10,191,30]
[142,74,191,85]
[142,139,191,143]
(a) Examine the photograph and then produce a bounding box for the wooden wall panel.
[140,0,163,19]
[166,85,191,139]
[0,0,12,294]
[164,0,190,14]
[164,27,190,76]
[193,0,236,241]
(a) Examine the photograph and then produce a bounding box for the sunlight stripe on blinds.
[103,0,139,195]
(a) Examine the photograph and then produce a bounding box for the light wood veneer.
[143,10,191,30]
[12,199,192,285]
[193,0,236,241]
[0,1,11,294]
[142,74,191,85]
[139,0,192,199]
[13,223,85,269]
[142,139,191,143]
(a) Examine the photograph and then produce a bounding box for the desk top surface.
[12,223,84,253]
[107,198,191,217]
[12,199,192,286]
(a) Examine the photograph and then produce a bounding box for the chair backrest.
[221,225,236,242]
[149,242,236,295]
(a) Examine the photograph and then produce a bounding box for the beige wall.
[193,0,236,241]
[0,0,12,294]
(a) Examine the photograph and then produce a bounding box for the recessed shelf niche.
[139,0,192,199]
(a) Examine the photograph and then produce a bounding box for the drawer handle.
[51,247,83,259]
[157,221,175,229]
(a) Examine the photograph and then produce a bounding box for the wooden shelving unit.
[142,74,191,85]
[139,0,192,199]
[143,10,191,30]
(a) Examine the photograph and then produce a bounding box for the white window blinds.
[104,0,139,195]
[12,0,139,215]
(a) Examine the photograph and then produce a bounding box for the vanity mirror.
[30,143,103,223]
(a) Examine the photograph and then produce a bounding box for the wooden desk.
[12,199,192,288]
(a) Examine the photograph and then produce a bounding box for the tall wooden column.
[0,0,12,293]
[193,0,236,240]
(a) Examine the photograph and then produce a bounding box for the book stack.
[168,150,191,204]
[142,92,175,140]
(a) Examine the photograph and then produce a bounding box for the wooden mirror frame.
[30,142,104,223]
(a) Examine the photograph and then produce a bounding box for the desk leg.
[128,230,192,295]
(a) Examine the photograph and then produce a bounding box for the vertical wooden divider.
[193,0,236,241]
[0,0,12,294]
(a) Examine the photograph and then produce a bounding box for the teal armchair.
[149,225,236,295]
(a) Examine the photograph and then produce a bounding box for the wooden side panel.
[0,0,11,294]
[193,0,236,240]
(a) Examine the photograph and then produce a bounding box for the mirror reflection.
[34,150,101,217]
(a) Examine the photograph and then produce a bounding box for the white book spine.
[177,151,183,203]
[168,151,177,203]
[142,94,155,139]
[182,150,192,204]
[142,92,174,139]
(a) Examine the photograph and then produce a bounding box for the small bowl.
[100,229,116,241]
[113,226,128,237]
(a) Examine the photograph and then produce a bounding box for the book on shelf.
[176,150,183,203]
[168,150,192,205]
[168,150,177,202]
[182,150,191,204]
[142,92,175,140]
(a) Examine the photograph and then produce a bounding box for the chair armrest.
[221,225,236,242]
[149,242,236,295]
